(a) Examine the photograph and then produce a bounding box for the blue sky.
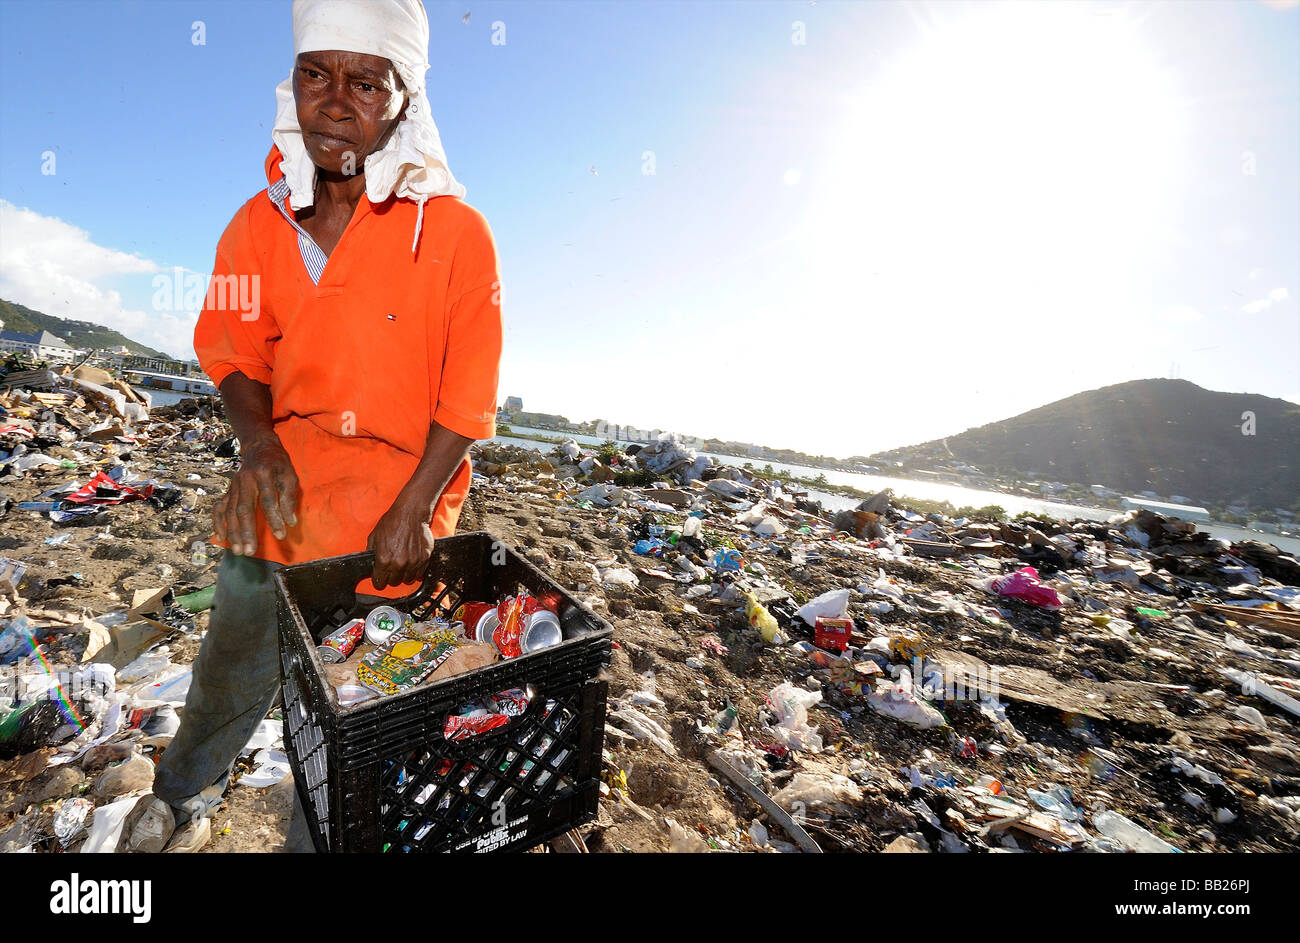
[1,0,1297,457]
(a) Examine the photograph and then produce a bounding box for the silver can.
[521,610,563,654]
[364,605,407,646]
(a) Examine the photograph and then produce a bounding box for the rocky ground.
[2,382,1299,853]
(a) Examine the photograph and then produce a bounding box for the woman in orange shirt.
[118,0,501,853]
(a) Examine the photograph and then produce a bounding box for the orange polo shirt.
[193,145,501,573]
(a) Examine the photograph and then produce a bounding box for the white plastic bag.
[868,672,945,729]
[765,682,823,752]
[796,588,851,626]
[773,771,864,813]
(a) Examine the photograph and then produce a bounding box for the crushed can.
[364,606,407,646]
[318,618,365,664]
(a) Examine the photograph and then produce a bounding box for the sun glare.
[802,2,1185,338]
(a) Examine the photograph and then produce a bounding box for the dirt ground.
[2,405,1299,854]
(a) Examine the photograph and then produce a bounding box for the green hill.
[873,379,1300,513]
[0,298,170,360]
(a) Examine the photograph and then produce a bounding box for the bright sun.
[802,2,1186,341]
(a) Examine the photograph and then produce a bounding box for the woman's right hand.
[212,433,301,556]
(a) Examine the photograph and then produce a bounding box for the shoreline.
[492,428,1298,547]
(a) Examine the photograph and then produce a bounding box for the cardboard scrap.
[929,648,1176,726]
[82,620,172,669]
[962,788,1085,848]
[0,748,54,785]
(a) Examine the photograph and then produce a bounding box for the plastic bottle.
[1093,810,1182,853]
[1028,785,1082,822]
[712,702,740,738]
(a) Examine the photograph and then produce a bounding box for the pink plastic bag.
[991,566,1062,609]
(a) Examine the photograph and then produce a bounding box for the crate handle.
[352,554,450,616]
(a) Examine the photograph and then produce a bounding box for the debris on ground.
[2,393,1298,852]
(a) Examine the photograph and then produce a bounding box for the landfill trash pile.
[463,436,1300,853]
[2,401,1298,852]
[0,365,286,853]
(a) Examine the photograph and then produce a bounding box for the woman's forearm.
[397,421,474,513]
[219,371,278,448]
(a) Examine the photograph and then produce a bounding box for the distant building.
[1121,496,1210,522]
[502,396,523,414]
[87,344,133,369]
[1090,484,1120,498]
[122,353,183,376]
[0,329,79,364]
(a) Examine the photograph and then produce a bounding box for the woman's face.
[293,50,407,175]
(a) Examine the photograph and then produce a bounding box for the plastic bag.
[867,672,946,729]
[745,593,783,644]
[608,706,677,755]
[796,588,851,626]
[773,771,864,813]
[712,548,743,572]
[600,567,640,590]
[666,817,711,852]
[5,451,61,473]
[989,566,1063,609]
[863,571,905,601]
[116,650,174,685]
[765,682,823,752]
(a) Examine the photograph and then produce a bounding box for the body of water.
[492,426,1300,555]
[133,386,200,407]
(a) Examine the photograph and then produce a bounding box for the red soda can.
[444,712,510,741]
[454,601,495,634]
[318,618,365,663]
[537,591,563,615]
[494,594,530,658]
[491,688,531,716]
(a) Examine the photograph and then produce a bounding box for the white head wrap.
[272,0,465,252]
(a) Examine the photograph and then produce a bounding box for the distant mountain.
[0,298,169,360]
[874,379,1300,512]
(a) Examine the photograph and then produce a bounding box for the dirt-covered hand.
[212,434,301,556]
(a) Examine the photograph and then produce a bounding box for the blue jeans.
[151,553,314,852]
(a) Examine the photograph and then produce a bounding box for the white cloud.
[0,200,197,358]
[1241,286,1291,315]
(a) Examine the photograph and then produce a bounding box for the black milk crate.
[273,531,613,853]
